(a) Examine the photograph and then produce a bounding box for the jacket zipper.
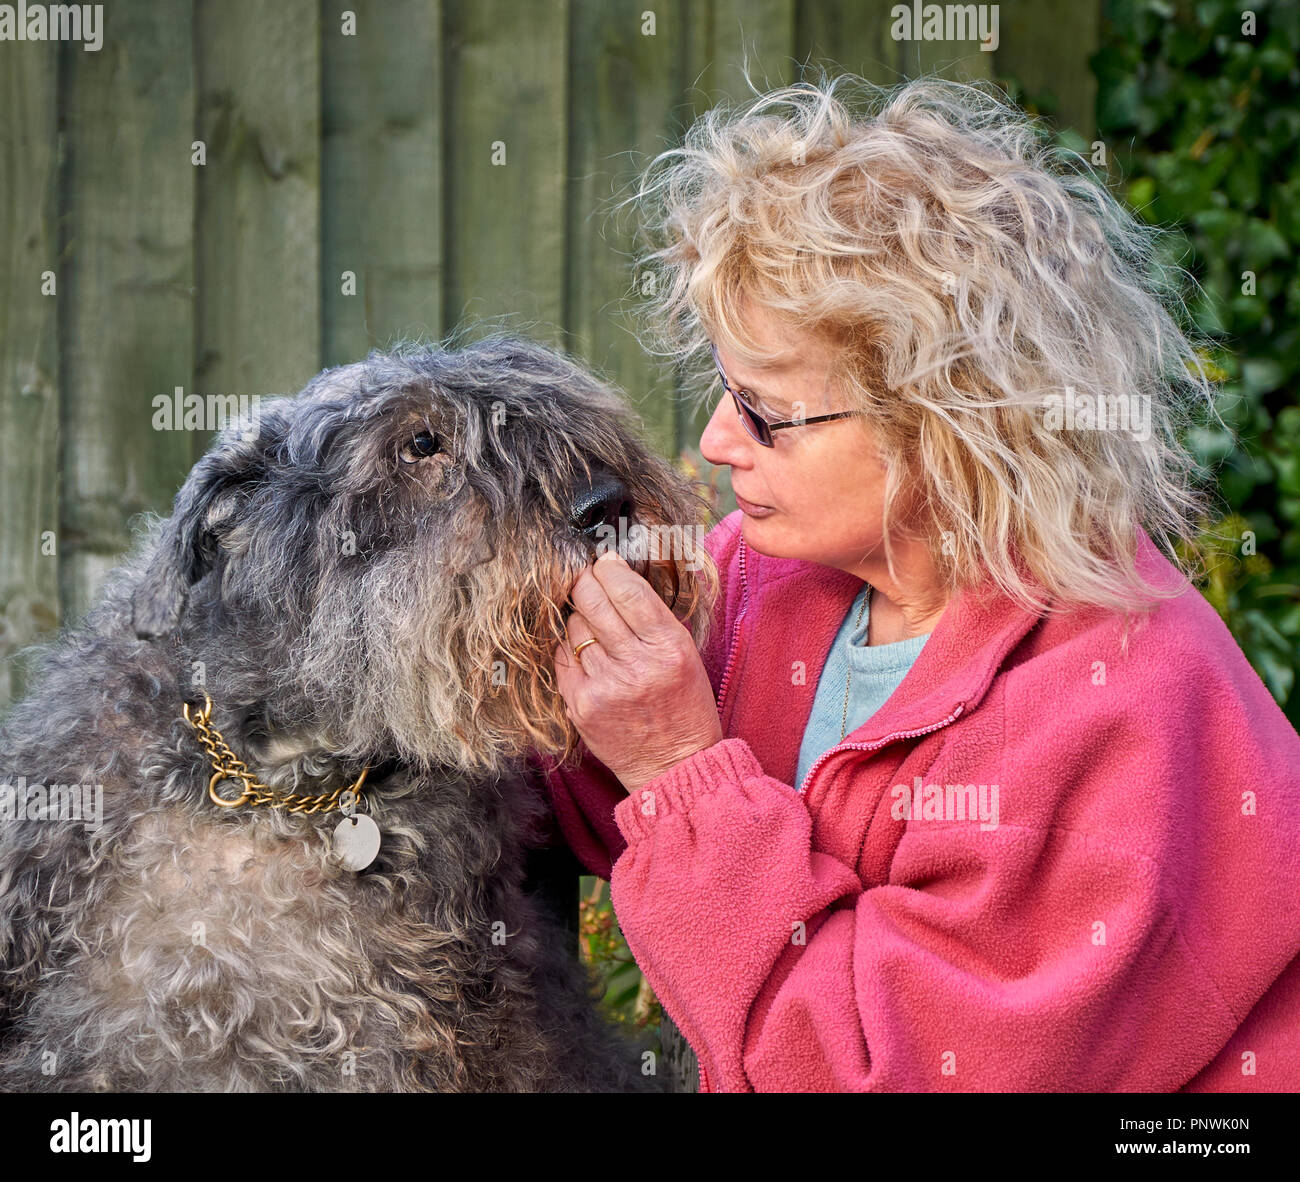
[713,541,750,718]
[797,703,967,796]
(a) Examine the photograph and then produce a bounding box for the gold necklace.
[839,585,872,741]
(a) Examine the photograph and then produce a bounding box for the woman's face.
[699,304,898,575]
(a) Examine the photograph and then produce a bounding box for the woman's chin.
[738,510,782,554]
[736,512,827,565]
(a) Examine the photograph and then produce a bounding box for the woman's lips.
[735,494,774,518]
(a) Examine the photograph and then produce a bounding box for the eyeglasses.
[708,342,863,447]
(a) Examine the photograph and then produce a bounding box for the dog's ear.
[132,430,267,640]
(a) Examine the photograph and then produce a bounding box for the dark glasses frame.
[709,342,863,447]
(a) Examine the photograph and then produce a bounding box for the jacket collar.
[725,538,1045,785]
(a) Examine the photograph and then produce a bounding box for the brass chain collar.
[182,690,370,814]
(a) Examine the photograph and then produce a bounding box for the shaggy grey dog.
[0,335,716,1092]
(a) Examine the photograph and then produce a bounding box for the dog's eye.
[399,431,441,464]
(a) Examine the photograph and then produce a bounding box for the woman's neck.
[848,532,950,646]
[864,586,947,646]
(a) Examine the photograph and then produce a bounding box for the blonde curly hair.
[625,71,1219,619]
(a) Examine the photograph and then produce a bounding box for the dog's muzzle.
[566,469,684,616]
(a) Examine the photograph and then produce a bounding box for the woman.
[540,75,1300,1092]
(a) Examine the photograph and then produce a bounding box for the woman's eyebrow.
[727,368,789,410]
[751,390,789,414]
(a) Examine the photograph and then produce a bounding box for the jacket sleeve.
[530,512,746,882]
[608,735,1239,1092]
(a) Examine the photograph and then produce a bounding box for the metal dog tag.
[333,814,381,872]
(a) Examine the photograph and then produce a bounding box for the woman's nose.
[699,391,752,470]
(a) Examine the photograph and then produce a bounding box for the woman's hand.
[555,549,723,796]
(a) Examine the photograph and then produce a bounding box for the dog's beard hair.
[294,487,718,778]
[295,538,580,776]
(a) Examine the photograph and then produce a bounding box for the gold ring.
[572,637,599,659]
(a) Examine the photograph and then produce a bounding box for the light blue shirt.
[794,584,929,793]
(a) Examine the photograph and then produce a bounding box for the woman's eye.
[399,431,441,464]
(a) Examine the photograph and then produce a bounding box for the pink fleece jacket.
[538,511,1300,1092]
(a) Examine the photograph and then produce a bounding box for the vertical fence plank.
[567,1,682,458]
[795,0,903,85]
[796,2,1097,132]
[994,2,1099,139]
[799,0,1000,82]
[0,40,59,710]
[676,0,801,460]
[674,0,720,461]
[444,0,568,344]
[58,0,196,625]
[846,0,997,81]
[710,0,798,103]
[196,0,321,431]
[322,0,443,365]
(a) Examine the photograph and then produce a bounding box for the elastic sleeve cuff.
[613,737,768,843]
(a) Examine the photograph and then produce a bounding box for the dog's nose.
[569,473,633,542]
